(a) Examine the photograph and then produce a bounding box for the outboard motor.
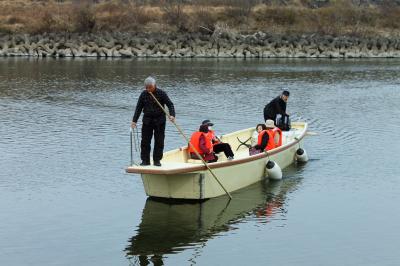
[276,114,291,131]
[266,160,282,180]
[296,148,308,163]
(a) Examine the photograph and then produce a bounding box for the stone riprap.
[1,32,400,58]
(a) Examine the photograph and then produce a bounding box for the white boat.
[126,121,308,200]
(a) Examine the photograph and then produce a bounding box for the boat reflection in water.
[125,165,304,265]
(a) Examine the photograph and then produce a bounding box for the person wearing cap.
[263,90,290,124]
[253,119,277,152]
[131,76,175,166]
[188,124,217,163]
[202,120,235,160]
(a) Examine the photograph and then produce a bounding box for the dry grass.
[0,0,399,37]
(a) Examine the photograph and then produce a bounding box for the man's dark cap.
[202,120,214,126]
[282,90,290,96]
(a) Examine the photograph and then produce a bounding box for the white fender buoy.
[296,148,309,163]
[266,160,282,180]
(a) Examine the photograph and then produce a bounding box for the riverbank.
[1,1,400,58]
[1,32,400,58]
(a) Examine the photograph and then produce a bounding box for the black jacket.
[132,88,175,125]
[263,96,287,121]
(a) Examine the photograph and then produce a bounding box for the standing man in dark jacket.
[131,76,175,167]
[263,90,290,122]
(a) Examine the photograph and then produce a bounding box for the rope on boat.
[236,136,252,151]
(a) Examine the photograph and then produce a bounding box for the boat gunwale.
[126,123,308,175]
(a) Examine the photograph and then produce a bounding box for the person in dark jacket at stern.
[131,76,175,167]
[263,90,290,122]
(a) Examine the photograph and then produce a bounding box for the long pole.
[148,91,232,199]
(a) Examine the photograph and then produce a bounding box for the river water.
[1,58,399,266]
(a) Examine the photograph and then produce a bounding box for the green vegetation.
[0,0,400,37]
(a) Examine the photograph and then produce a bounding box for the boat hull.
[140,138,304,199]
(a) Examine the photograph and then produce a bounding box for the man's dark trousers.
[213,143,234,158]
[141,121,166,163]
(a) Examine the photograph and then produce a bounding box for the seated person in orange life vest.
[253,119,282,152]
[188,124,218,163]
[201,119,235,160]
[251,123,267,146]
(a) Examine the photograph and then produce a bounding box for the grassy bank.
[1,0,400,37]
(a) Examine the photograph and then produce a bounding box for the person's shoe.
[154,161,162,167]
[140,161,150,166]
[227,156,234,160]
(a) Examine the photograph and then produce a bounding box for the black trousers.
[141,122,166,163]
[213,143,234,158]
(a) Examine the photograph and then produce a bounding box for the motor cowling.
[296,148,308,163]
[266,160,282,180]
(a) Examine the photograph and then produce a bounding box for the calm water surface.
[1,58,400,266]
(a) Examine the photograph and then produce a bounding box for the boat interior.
[128,122,306,170]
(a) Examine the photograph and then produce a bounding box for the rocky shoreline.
[1,32,400,58]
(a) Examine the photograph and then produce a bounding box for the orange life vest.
[188,131,213,155]
[206,130,220,145]
[272,127,282,147]
[257,130,275,151]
